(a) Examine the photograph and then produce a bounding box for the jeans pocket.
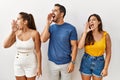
[97,57,104,62]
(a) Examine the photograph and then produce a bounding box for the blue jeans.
[80,53,105,77]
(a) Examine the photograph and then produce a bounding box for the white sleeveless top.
[16,37,35,53]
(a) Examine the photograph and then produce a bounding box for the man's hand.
[67,62,75,73]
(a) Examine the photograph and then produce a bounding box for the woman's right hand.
[84,22,92,33]
[11,20,18,32]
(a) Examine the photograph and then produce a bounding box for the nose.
[89,21,93,24]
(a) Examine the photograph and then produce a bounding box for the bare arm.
[3,31,16,48]
[34,31,42,76]
[67,40,78,73]
[78,22,91,49]
[3,20,18,48]
[104,33,111,70]
[78,32,87,49]
[71,40,78,62]
[101,33,111,77]
[41,13,54,42]
[41,24,50,42]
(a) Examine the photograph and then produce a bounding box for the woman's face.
[89,16,100,31]
[16,14,25,29]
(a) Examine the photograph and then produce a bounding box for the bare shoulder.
[105,32,111,41]
[30,29,39,35]
[31,30,40,40]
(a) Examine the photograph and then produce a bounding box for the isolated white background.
[0,0,120,80]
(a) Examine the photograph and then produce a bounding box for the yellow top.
[85,31,107,56]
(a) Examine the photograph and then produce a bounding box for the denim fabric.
[80,53,105,77]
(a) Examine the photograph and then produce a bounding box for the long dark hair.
[19,12,36,30]
[85,14,103,45]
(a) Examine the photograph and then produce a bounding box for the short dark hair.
[55,3,66,18]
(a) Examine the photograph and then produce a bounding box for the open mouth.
[90,24,94,27]
[89,24,94,29]
[52,14,55,18]
[90,24,94,26]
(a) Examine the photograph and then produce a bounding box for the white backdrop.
[0,0,120,80]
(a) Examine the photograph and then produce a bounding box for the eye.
[93,19,96,21]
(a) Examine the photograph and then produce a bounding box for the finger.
[67,67,70,73]
[36,75,40,79]
[101,72,105,77]
[68,68,72,73]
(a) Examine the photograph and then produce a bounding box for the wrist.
[11,31,16,34]
[83,31,87,34]
[46,21,51,26]
[12,29,17,33]
[71,61,75,64]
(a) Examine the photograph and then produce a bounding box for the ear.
[61,12,64,17]
[24,20,28,25]
[98,21,101,25]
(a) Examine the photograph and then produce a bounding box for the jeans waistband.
[84,52,103,59]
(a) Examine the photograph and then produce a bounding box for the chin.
[18,27,22,30]
[53,20,57,22]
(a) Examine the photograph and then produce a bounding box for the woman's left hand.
[101,68,108,77]
[36,67,42,77]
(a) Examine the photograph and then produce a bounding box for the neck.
[92,30,101,36]
[22,26,29,33]
[55,18,64,25]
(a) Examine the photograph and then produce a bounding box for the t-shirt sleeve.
[49,25,52,33]
[70,27,78,40]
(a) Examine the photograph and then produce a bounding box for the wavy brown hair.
[85,14,103,45]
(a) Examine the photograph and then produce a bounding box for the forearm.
[78,32,87,49]
[104,33,111,70]
[71,43,77,62]
[4,31,16,48]
[36,51,42,69]
[104,53,111,70]
[41,24,50,42]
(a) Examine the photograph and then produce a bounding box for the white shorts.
[14,52,37,77]
[49,61,72,80]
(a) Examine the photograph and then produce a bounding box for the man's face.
[52,6,62,23]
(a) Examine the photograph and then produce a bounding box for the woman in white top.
[3,12,42,80]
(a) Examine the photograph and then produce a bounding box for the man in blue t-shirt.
[41,3,78,80]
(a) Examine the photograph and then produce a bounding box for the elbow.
[3,42,11,48]
[41,37,48,43]
[78,45,84,50]
[78,42,84,49]
[41,39,47,43]
[78,47,83,50]
[3,44,9,48]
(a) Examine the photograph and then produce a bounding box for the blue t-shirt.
[48,22,78,64]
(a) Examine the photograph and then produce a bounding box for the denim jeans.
[80,53,105,77]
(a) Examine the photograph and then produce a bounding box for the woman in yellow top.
[78,14,111,80]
